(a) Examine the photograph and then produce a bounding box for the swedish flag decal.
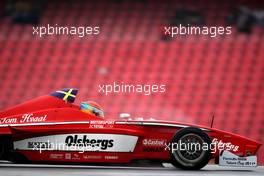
[50,88,78,103]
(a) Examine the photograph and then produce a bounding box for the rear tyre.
[170,127,212,170]
[0,141,5,159]
[8,152,29,164]
[0,136,13,160]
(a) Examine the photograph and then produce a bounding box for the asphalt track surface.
[0,161,263,176]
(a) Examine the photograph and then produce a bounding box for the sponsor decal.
[65,135,114,150]
[212,138,239,152]
[65,153,71,160]
[143,147,164,152]
[49,153,64,159]
[219,150,257,167]
[105,155,118,160]
[14,134,138,152]
[72,153,81,160]
[0,114,47,124]
[142,139,166,146]
[83,155,102,160]
[89,120,114,128]
[28,141,52,149]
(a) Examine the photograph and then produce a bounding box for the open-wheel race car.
[0,88,261,170]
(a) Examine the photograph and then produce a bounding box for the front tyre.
[170,127,212,170]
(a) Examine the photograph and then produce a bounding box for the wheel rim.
[173,133,206,164]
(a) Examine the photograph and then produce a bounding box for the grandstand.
[0,0,263,164]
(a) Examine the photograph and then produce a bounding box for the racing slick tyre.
[0,141,4,159]
[0,136,13,160]
[8,152,29,164]
[170,127,212,170]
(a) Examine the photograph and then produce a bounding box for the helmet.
[80,101,104,118]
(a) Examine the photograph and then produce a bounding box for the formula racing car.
[0,88,261,170]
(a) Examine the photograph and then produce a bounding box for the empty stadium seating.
[0,0,263,163]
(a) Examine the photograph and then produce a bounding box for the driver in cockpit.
[80,101,104,118]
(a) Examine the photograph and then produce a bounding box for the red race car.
[0,88,261,170]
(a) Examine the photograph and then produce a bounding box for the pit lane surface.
[0,162,263,176]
